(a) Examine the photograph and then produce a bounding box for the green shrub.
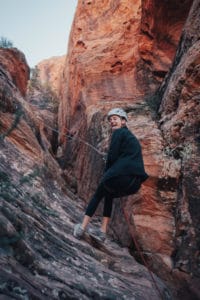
[0,36,13,48]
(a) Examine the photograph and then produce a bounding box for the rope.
[41,123,106,157]
[122,203,164,300]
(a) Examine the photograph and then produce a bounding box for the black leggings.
[85,175,141,218]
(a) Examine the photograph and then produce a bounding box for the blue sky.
[0,1,78,67]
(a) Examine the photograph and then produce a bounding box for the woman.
[74,108,148,242]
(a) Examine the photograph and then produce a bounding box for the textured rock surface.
[158,0,200,279]
[26,55,66,151]
[58,0,199,298]
[0,48,30,96]
[37,55,66,95]
[59,0,192,141]
[0,53,169,300]
[138,0,193,88]
[1,0,200,299]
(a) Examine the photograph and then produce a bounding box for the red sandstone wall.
[58,0,199,294]
[0,48,30,96]
[37,55,66,95]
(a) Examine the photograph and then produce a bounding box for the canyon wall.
[0,48,168,300]
[0,0,199,298]
[58,0,199,297]
[37,55,66,95]
[158,0,200,278]
[0,48,30,96]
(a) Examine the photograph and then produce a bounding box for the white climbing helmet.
[107,108,128,121]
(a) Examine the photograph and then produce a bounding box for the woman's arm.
[105,128,123,170]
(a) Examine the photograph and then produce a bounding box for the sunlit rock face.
[58,0,200,297]
[0,48,30,96]
[37,55,66,95]
[27,55,66,152]
[59,0,192,141]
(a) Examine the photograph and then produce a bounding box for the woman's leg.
[74,182,110,238]
[101,217,110,233]
[102,176,129,227]
[81,215,91,230]
[103,194,113,218]
[74,175,141,239]
[85,181,105,218]
[99,175,140,234]
[98,195,113,233]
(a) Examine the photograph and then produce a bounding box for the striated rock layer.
[0,48,30,96]
[58,0,199,298]
[158,0,200,280]
[0,1,199,299]
[0,47,169,300]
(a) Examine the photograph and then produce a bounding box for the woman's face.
[108,115,126,131]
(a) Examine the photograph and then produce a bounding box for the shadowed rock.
[0,44,169,300]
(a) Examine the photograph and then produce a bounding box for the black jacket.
[102,126,148,183]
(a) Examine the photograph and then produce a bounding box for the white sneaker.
[73,224,84,239]
[88,228,106,242]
